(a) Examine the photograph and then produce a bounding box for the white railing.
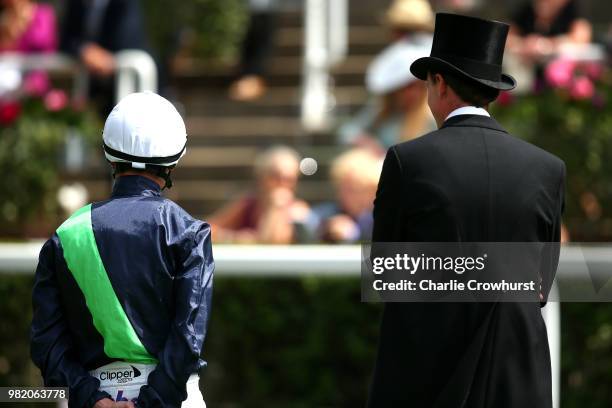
[4,242,608,278]
[301,0,348,132]
[0,53,88,100]
[0,51,157,174]
[3,243,612,408]
[0,50,158,104]
[114,50,158,102]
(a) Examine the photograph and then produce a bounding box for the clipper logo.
[99,365,142,384]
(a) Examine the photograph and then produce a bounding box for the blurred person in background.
[339,0,435,154]
[0,0,57,99]
[309,149,381,243]
[60,0,148,113]
[0,0,57,52]
[209,146,310,244]
[383,0,435,42]
[430,0,482,13]
[228,0,278,101]
[508,0,592,64]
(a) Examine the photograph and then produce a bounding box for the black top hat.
[410,13,516,91]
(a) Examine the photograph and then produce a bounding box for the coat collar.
[441,114,508,133]
[111,175,162,198]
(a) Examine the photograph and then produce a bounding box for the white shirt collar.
[445,106,491,121]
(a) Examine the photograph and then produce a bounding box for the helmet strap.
[110,161,120,179]
[147,164,175,190]
[161,169,173,190]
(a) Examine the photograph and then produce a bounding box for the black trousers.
[239,12,277,77]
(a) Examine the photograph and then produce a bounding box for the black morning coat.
[367,114,566,408]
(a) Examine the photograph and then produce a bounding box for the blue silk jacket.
[30,175,214,408]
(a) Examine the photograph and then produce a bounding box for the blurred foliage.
[202,278,382,407]
[141,0,248,61]
[0,93,100,236]
[561,303,612,408]
[0,275,48,408]
[1,275,611,407]
[492,60,612,240]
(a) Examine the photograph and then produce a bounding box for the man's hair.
[254,145,300,178]
[430,70,500,107]
[112,162,176,188]
[112,162,173,181]
[113,162,170,175]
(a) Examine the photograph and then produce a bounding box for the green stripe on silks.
[57,204,157,364]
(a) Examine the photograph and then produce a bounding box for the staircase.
[75,2,390,220]
[62,0,612,221]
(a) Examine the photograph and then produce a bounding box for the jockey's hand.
[93,399,135,408]
[114,402,135,408]
[93,399,114,408]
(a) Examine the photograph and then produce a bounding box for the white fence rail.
[0,50,157,104]
[2,243,609,277]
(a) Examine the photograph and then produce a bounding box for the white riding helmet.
[102,91,187,169]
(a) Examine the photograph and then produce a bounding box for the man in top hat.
[368,13,565,408]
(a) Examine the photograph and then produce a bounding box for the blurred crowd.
[0,0,148,112]
[0,0,603,97]
[209,146,381,244]
[0,0,607,243]
[209,0,601,244]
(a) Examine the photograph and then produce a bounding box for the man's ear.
[427,73,445,97]
[435,73,447,97]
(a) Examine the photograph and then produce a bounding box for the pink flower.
[570,76,595,100]
[0,101,21,126]
[44,89,68,111]
[23,71,50,97]
[583,62,604,81]
[497,91,514,106]
[545,59,576,89]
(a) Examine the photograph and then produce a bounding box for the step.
[177,85,368,117]
[173,53,372,82]
[275,25,388,48]
[278,7,388,27]
[272,26,390,57]
[181,145,344,167]
[185,116,302,139]
[184,117,348,145]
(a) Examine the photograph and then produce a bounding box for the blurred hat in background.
[384,0,435,32]
[366,34,433,94]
